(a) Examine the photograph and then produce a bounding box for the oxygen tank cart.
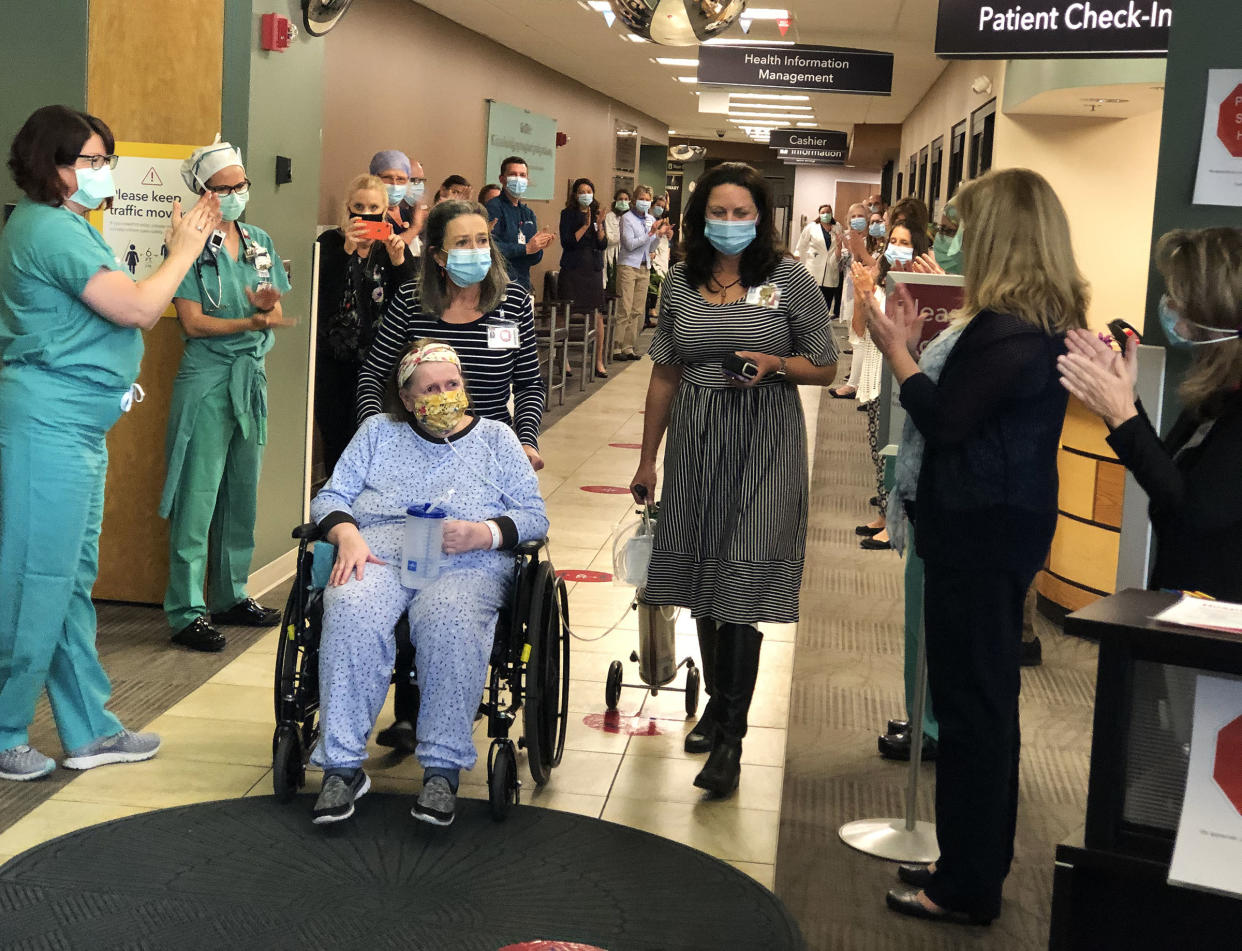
[604,492,700,717]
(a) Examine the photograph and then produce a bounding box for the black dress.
[557,206,607,311]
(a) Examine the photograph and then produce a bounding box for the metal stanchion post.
[838,614,938,862]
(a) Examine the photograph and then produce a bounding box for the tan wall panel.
[87,0,223,144]
[1047,515,1120,595]
[1056,449,1097,521]
[1060,396,1118,458]
[1037,569,1102,613]
[88,0,223,604]
[1093,460,1127,529]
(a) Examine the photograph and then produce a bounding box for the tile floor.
[0,361,824,895]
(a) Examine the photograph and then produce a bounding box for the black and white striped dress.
[355,281,545,448]
[645,259,836,624]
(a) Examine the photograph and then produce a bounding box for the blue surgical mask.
[614,200,630,213]
[385,184,406,206]
[68,165,116,210]
[868,222,886,238]
[405,182,425,204]
[704,218,757,256]
[635,199,652,215]
[849,216,867,232]
[577,192,594,207]
[651,205,664,218]
[1158,295,1240,348]
[505,176,528,198]
[445,247,492,288]
[219,191,249,222]
[884,244,914,266]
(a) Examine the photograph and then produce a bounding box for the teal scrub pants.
[903,530,938,741]
[0,369,125,752]
[163,379,263,631]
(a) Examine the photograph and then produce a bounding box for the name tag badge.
[517,229,527,246]
[487,321,520,350]
[745,284,782,309]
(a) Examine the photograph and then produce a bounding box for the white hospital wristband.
[486,520,502,550]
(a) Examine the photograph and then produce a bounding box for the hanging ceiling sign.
[935,0,1172,58]
[768,129,849,153]
[697,44,893,96]
[780,155,847,167]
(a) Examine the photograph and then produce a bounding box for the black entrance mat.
[0,794,801,951]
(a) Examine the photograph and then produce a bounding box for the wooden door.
[834,181,874,219]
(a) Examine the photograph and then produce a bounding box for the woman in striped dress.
[630,163,838,797]
[354,199,546,751]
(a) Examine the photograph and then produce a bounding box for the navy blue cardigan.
[901,310,1068,579]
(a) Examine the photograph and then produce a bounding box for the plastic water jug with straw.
[402,502,446,589]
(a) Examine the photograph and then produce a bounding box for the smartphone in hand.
[355,219,393,241]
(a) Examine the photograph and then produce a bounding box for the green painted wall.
[1145,3,1242,425]
[1004,58,1166,110]
[0,0,89,214]
[225,0,324,568]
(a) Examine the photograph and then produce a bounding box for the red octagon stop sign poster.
[1218,83,1242,158]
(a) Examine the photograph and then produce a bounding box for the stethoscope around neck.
[196,224,269,311]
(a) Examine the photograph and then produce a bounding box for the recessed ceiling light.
[676,76,698,83]
[728,111,806,119]
[654,57,698,66]
[728,103,812,111]
[622,33,647,42]
[668,129,677,134]
[731,93,810,101]
[743,8,790,19]
[729,119,783,126]
[586,1,611,9]
[795,122,820,127]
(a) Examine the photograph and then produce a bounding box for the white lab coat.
[795,222,841,287]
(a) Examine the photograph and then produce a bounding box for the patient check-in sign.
[935,0,1171,58]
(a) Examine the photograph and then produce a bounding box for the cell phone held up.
[354,218,393,242]
[1107,319,1140,356]
[721,352,759,383]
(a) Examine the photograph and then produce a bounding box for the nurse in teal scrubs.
[0,105,218,781]
[161,140,293,652]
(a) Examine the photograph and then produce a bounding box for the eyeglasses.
[206,180,251,196]
[77,154,119,171]
[932,224,958,237]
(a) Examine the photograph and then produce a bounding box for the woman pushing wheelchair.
[308,340,548,828]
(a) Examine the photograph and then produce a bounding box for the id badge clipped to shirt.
[517,228,527,247]
[487,320,520,350]
[745,283,782,309]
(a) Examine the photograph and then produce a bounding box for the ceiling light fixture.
[728,103,812,111]
[730,93,810,101]
[729,119,783,126]
[703,38,795,46]
[795,122,821,127]
[586,1,611,9]
[727,111,808,119]
[676,76,698,83]
[654,57,698,66]
[622,33,648,42]
[742,8,790,19]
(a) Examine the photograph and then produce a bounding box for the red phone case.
[356,219,393,241]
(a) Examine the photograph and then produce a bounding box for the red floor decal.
[608,442,642,449]
[582,712,671,736]
[580,485,631,495]
[500,943,609,951]
[555,569,612,583]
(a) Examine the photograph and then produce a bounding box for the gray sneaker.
[312,769,370,825]
[0,745,55,781]
[62,730,160,770]
[412,776,457,827]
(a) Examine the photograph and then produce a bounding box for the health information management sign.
[935,0,1171,58]
[698,44,892,96]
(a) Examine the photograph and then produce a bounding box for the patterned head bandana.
[397,342,461,388]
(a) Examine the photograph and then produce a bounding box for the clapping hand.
[167,192,221,258]
[912,251,944,274]
[1057,327,1140,428]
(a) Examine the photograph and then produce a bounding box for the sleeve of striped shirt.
[647,264,681,366]
[509,286,546,449]
[356,281,415,424]
[783,262,838,366]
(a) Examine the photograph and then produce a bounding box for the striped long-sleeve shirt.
[355,280,545,449]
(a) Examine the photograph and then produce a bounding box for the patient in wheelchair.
[308,340,548,827]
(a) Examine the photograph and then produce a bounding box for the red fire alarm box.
[261,13,291,52]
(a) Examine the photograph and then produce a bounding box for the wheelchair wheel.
[523,562,567,786]
[272,726,304,802]
[605,660,624,711]
[488,739,519,822]
[685,664,700,717]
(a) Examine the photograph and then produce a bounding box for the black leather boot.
[693,623,762,797]
[684,617,719,754]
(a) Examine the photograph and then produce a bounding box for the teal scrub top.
[0,199,141,391]
[174,222,291,362]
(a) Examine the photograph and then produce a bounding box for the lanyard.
[196,227,272,311]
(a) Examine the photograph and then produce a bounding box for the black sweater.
[901,310,1068,579]
[314,228,418,362]
[1107,391,1242,601]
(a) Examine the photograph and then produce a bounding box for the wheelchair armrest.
[292,522,322,541]
[515,538,545,556]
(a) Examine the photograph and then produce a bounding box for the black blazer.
[558,206,607,273]
[901,310,1068,578]
[1107,390,1242,601]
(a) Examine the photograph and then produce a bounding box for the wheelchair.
[271,522,571,820]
